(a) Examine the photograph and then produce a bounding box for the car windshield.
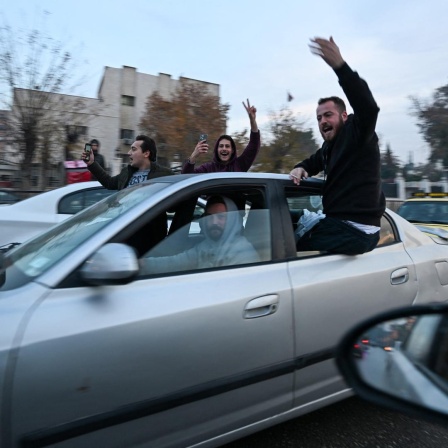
[397,201,448,225]
[0,183,166,290]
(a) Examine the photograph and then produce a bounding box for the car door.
[289,242,419,409]
[282,187,419,409]
[10,183,295,448]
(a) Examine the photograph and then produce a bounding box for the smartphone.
[199,133,208,143]
[84,143,92,162]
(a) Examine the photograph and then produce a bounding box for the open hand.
[309,36,344,69]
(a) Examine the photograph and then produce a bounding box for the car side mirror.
[80,243,139,285]
[336,304,448,426]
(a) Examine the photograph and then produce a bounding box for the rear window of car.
[58,188,114,214]
[0,190,20,204]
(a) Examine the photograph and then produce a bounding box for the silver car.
[1,172,448,448]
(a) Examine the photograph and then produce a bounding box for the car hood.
[416,224,448,242]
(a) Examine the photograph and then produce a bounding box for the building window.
[121,95,135,106]
[66,125,88,143]
[77,126,88,136]
[120,129,134,140]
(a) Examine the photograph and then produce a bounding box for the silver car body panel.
[12,264,294,447]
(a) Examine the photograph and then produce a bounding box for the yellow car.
[396,193,448,239]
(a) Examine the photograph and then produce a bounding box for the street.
[222,395,448,447]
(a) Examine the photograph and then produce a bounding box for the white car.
[0,182,113,247]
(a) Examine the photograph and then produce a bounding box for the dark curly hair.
[135,135,157,162]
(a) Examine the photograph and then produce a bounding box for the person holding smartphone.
[87,139,106,180]
[181,99,260,173]
[82,135,172,190]
[82,135,173,253]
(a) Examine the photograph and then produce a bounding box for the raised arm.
[181,138,211,174]
[82,149,119,189]
[235,99,261,171]
[309,36,379,134]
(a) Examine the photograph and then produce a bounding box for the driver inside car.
[140,195,260,274]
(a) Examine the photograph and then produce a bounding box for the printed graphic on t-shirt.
[127,170,150,187]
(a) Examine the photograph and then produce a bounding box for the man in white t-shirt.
[82,135,173,252]
[82,134,172,190]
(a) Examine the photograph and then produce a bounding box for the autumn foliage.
[140,78,229,169]
[252,108,318,173]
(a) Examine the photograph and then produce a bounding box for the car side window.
[377,214,399,247]
[139,189,271,276]
[58,188,113,214]
[285,190,398,255]
[285,190,325,257]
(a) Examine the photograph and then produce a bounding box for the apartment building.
[98,66,220,173]
[2,67,220,185]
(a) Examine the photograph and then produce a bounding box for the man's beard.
[321,116,344,141]
[207,225,224,241]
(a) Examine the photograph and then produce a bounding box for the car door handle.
[390,268,409,285]
[244,294,279,319]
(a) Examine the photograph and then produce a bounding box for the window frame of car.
[281,183,400,259]
[51,180,274,288]
[131,183,273,278]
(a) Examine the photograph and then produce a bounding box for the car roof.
[145,172,324,185]
[404,197,448,202]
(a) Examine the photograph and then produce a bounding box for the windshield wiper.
[0,242,21,254]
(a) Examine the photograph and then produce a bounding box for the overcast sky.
[2,0,447,166]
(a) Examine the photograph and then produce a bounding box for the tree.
[380,143,401,181]
[252,108,318,173]
[140,78,230,169]
[0,20,84,190]
[410,85,448,168]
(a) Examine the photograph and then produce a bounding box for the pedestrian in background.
[89,139,106,180]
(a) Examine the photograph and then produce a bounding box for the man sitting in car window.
[140,195,260,274]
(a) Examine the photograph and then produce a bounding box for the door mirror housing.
[80,243,139,285]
